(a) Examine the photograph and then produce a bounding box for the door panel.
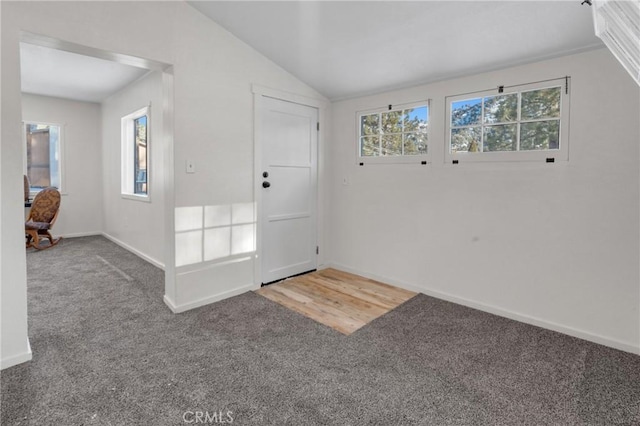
[264,217,313,276]
[268,166,311,217]
[260,97,318,284]
[265,111,313,164]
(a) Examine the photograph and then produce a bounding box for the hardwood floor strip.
[259,284,365,334]
[302,275,397,310]
[255,268,417,335]
[281,278,387,322]
[319,268,415,296]
[318,269,415,302]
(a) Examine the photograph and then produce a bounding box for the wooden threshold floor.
[255,268,416,335]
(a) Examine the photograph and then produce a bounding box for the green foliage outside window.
[450,87,561,153]
[360,105,428,157]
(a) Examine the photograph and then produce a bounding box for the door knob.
[262,181,271,188]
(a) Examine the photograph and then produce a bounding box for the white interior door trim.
[251,84,328,110]
[252,85,328,287]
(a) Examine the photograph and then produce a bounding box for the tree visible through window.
[446,77,569,163]
[451,88,561,153]
[359,103,428,159]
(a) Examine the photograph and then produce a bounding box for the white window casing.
[356,100,430,165]
[121,105,151,201]
[445,77,570,164]
[23,121,65,196]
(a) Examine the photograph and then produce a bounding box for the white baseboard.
[60,231,102,239]
[1,339,32,370]
[164,283,255,314]
[101,233,165,271]
[326,262,640,355]
[163,295,179,312]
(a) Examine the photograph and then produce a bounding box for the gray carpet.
[1,236,639,425]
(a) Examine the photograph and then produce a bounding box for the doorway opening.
[19,32,175,317]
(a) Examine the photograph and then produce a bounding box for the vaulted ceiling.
[189,1,601,100]
[20,2,602,104]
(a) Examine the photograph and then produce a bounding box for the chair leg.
[25,229,60,250]
[25,230,39,249]
[45,231,61,247]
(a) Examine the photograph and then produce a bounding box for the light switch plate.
[186,160,195,174]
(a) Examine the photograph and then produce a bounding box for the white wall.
[1,0,326,367]
[167,5,326,311]
[328,48,640,353]
[22,94,102,238]
[1,6,31,369]
[101,71,165,268]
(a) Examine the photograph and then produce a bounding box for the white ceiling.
[188,1,602,100]
[20,43,150,103]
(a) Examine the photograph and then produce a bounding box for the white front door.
[260,96,318,284]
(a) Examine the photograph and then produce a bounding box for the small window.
[121,106,150,199]
[358,101,429,164]
[446,77,570,163]
[24,122,62,193]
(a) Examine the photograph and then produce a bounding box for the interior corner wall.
[101,71,165,268]
[327,48,640,354]
[22,94,103,238]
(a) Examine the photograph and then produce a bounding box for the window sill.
[445,150,568,164]
[357,155,430,165]
[121,193,151,203]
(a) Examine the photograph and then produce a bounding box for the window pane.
[484,94,518,124]
[361,136,379,156]
[451,127,481,153]
[381,134,402,156]
[520,120,560,150]
[521,87,561,120]
[47,126,61,189]
[360,113,379,136]
[403,107,427,133]
[25,123,60,189]
[381,110,403,134]
[403,132,427,155]
[483,124,517,152]
[134,115,148,195]
[451,98,482,127]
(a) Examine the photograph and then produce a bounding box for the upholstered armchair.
[25,187,62,250]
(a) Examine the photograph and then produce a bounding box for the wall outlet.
[186,160,196,174]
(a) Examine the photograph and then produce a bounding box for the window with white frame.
[358,101,429,163]
[121,106,149,199]
[24,122,63,194]
[445,77,570,163]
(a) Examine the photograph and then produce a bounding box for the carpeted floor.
[1,236,639,425]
